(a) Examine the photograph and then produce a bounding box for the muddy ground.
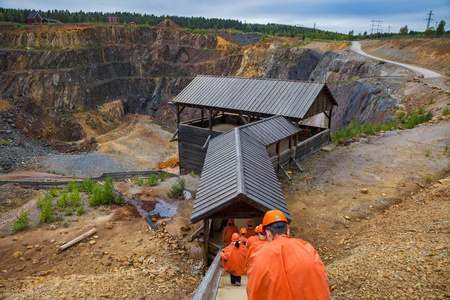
[0,113,448,299]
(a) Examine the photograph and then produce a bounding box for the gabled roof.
[173,75,337,120]
[190,117,294,224]
[43,18,61,23]
[27,13,41,19]
[239,115,300,147]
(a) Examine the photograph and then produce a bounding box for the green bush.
[76,205,85,215]
[146,174,159,186]
[158,172,169,182]
[65,208,73,216]
[88,177,125,206]
[80,178,95,194]
[12,211,31,233]
[168,177,186,198]
[39,198,55,223]
[68,181,77,193]
[57,188,69,210]
[68,190,82,208]
[442,107,450,116]
[136,178,144,186]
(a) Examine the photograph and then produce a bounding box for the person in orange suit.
[239,228,248,246]
[246,210,331,300]
[220,233,248,286]
[222,219,239,245]
[246,224,260,249]
[246,221,256,238]
[246,225,268,268]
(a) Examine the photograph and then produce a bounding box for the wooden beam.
[278,163,291,180]
[203,219,210,270]
[169,128,179,142]
[328,108,333,130]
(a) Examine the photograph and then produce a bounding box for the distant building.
[42,18,62,24]
[26,12,43,24]
[130,21,138,26]
[107,15,118,24]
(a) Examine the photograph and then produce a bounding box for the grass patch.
[332,107,433,143]
[442,107,450,116]
[425,176,432,184]
[0,138,10,145]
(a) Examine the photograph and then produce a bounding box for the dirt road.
[351,41,444,78]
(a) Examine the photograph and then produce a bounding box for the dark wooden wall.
[178,124,223,175]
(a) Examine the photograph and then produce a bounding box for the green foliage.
[12,211,31,233]
[158,172,169,182]
[65,207,73,216]
[402,107,433,129]
[0,138,10,145]
[39,197,55,223]
[146,174,159,186]
[88,177,125,206]
[399,25,408,35]
[136,178,144,186]
[57,188,69,210]
[331,120,398,142]
[190,170,196,177]
[425,176,432,184]
[68,189,81,208]
[76,205,85,215]
[442,108,450,116]
[436,20,446,37]
[80,178,95,193]
[68,181,77,193]
[168,177,186,198]
[63,221,69,227]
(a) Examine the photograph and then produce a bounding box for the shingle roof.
[173,75,337,119]
[190,117,294,224]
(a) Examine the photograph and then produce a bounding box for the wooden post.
[201,109,204,127]
[288,136,292,169]
[328,108,333,130]
[203,218,210,271]
[208,110,213,135]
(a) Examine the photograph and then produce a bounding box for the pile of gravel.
[38,153,124,178]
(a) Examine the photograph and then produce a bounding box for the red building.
[26,13,43,24]
[107,15,118,24]
[130,21,138,26]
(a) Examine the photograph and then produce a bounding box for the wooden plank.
[192,249,223,300]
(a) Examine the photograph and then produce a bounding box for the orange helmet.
[232,233,240,241]
[254,225,262,234]
[240,228,247,234]
[228,219,235,224]
[247,221,253,226]
[262,210,288,227]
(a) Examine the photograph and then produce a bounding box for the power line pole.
[387,25,392,34]
[370,20,382,38]
[425,10,434,30]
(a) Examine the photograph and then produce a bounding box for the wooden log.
[58,228,97,252]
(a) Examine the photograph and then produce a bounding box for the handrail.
[192,248,223,300]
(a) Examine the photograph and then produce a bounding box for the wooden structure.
[130,21,138,26]
[107,15,118,23]
[26,13,42,24]
[171,75,337,175]
[42,18,62,24]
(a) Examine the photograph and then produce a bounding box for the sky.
[2,0,449,34]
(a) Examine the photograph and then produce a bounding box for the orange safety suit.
[246,228,256,238]
[246,235,331,300]
[246,235,259,248]
[239,236,248,246]
[220,242,248,277]
[223,224,239,245]
[246,239,268,269]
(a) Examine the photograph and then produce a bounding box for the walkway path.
[215,270,248,300]
[351,41,444,79]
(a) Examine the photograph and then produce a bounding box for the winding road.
[351,41,444,79]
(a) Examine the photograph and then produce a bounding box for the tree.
[348,30,354,40]
[436,20,446,37]
[399,25,408,35]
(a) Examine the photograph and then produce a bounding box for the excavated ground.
[1,31,450,299]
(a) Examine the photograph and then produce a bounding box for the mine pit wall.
[310,51,402,130]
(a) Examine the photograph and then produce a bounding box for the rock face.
[0,25,408,142]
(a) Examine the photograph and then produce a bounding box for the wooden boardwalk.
[215,270,248,300]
